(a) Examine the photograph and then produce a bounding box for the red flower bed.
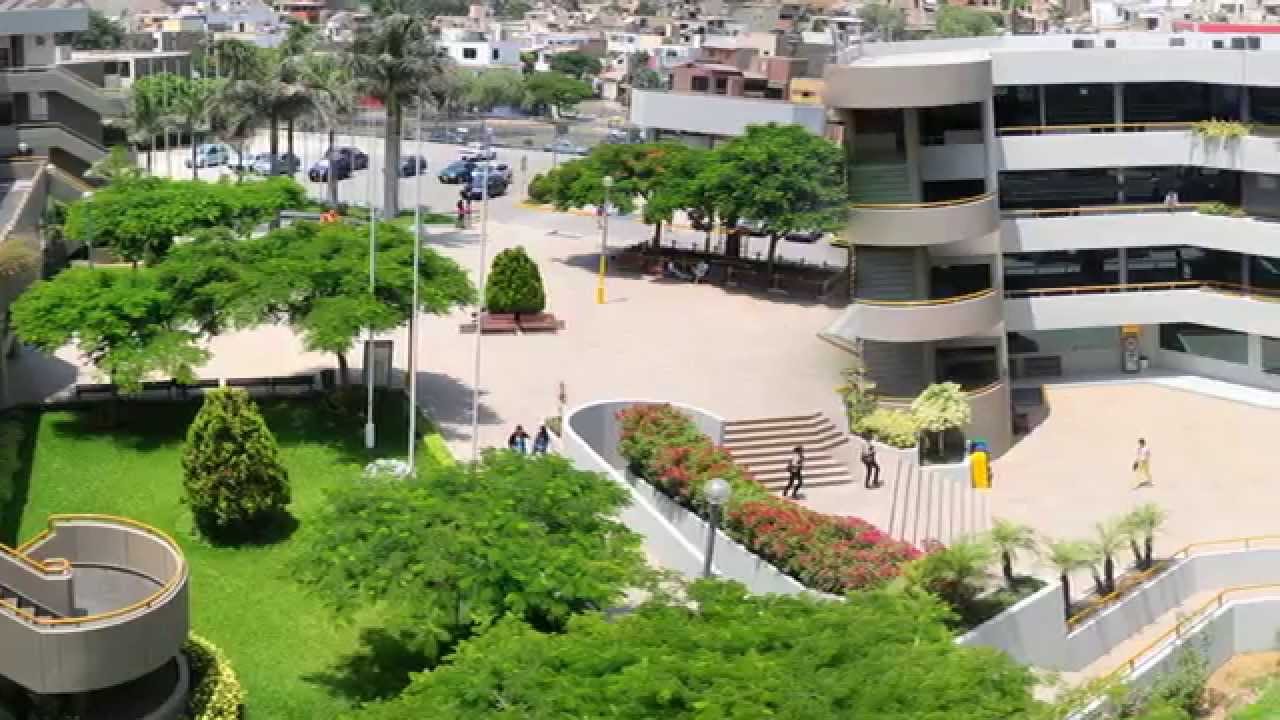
[617,404,920,594]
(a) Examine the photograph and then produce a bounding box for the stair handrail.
[6,514,186,627]
[17,121,108,153]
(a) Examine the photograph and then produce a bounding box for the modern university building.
[822,32,1280,456]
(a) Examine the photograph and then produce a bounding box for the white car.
[460,142,497,162]
[185,143,232,168]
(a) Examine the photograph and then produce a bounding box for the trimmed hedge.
[485,246,547,314]
[186,633,245,720]
[617,404,920,594]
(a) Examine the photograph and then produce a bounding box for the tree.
[171,77,223,180]
[708,123,846,275]
[1121,503,1167,571]
[859,2,905,40]
[630,67,664,91]
[84,145,142,185]
[221,55,311,177]
[904,538,995,616]
[236,221,474,385]
[208,38,265,83]
[549,51,603,79]
[296,451,650,659]
[181,388,290,539]
[1091,518,1128,595]
[465,69,525,111]
[522,71,593,118]
[351,13,450,216]
[360,583,1041,719]
[633,0,655,13]
[911,381,972,461]
[1003,0,1029,33]
[485,246,546,313]
[990,519,1038,589]
[934,5,1000,37]
[127,75,168,173]
[1045,539,1092,621]
[11,267,208,391]
[298,53,357,207]
[70,10,124,50]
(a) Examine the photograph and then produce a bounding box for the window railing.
[854,287,996,307]
[1005,280,1280,301]
[850,192,994,210]
[998,120,1280,137]
[1001,202,1198,218]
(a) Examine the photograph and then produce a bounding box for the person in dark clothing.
[861,439,881,489]
[507,425,530,454]
[532,425,550,454]
[455,198,467,228]
[782,446,805,498]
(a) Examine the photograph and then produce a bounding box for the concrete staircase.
[723,413,853,493]
[0,582,61,620]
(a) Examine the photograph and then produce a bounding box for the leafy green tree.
[989,519,1038,589]
[170,77,224,180]
[902,538,995,616]
[129,74,184,173]
[934,5,1000,37]
[208,38,266,83]
[708,123,846,274]
[629,67,664,91]
[235,221,474,385]
[84,145,142,185]
[523,71,593,118]
[296,451,650,660]
[485,246,546,313]
[633,0,655,13]
[549,51,603,79]
[351,12,449,216]
[181,387,290,539]
[221,55,311,176]
[912,381,972,460]
[859,2,906,40]
[70,10,124,50]
[11,267,208,391]
[465,69,526,111]
[1121,503,1167,571]
[360,582,1041,719]
[1045,539,1092,620]
[63,176,306,263]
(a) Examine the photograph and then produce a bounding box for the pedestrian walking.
[1132,437,1153,488]
[782,446,805,499]
[861,439,881,489]
[532,425,550,455]
[455,198,467,229]
[508,425,530,454]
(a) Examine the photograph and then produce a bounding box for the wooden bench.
[517,313,564,333]
[226,375,318,395]
[481,313,519,333]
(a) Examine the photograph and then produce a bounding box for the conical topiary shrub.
[485,246,546,314]
[182,388,291,540]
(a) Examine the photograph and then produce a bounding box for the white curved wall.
[828,291,1003,343]
[1004,288,1280,337]
[849,194,999,247]
[824,52,992,109]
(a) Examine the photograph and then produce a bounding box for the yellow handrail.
[850,192,993,210]
[1067,535,1280,629]
[3,514,186,627]
[1006,280,1280,302]
[1002,202,1198,218]
[855,287,996,308]
[998,121,1196,135]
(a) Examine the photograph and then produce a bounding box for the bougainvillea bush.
[617,404,920,594]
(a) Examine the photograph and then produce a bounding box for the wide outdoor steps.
[723,413,854,492]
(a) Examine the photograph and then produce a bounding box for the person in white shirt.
[1132,438,1153,488]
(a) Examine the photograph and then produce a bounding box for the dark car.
[399,155,428,177]
[785,230,826,243]
[326,146,368,170]
[307,156,352,182]
[463,171,509,200]
[437,159,475,184]
[249,152,300,175]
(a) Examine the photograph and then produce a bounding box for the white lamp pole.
[364,110,377,450]
[469,138,493,463]
[596,175,613,305]
[407,101,423,472]
[703,477,732,578]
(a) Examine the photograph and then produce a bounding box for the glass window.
[463,47,477,59]
[999,169,1116,210]
[491,48,499,61]
[1044,83,1114,125]
[1126,246,1242,284]
[1003,250,1120,291]
[919,103,981,146]
[994,85,1040,128]
[936,346,999,390]
[930,263,991,298]
[1263,336,1280,374]
[1250,87,1280,124]
[1159,323,1248,364]
[1008,328,1118,355]
[1122,82,1236,123]
[0,99,12,126]
[1252,255,1280,291]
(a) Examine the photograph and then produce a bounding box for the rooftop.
[848,31,1280,62]
[0,0,85,9]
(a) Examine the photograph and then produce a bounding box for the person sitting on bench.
[692,260,710,284]
[665,260,693,281]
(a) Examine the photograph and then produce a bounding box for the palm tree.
[222,66,311,176]
[1044,539,1092,621]
[911,537,995,612]
[350,13,450,216]
[84,145,141,185]
[210,37,264,83]
[299,53,356,207]
[277,24,318,163]
[1090,519,1128,595]
[1121,504,1167,571]
[128,83,165,174]
[171,77,221,180]
[989,519,1038,590]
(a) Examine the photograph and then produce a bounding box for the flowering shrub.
[616,403,920,593]
[186,633,245,720]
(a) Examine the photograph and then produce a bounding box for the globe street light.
[596,175,613,305]
[703,477,732,578]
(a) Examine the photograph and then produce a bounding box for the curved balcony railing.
[831,287,1003,343]
[1004,280,1280,302]
[1,515,189,694]
[848,192,999,247]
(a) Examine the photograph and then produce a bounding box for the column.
[1243,253,1252,292]
[1118,248,1128,284]
[1248,333,1263,371]
[982,95,998,194]
[1241,86,1251,123]
[903,108,923,202]
[1038,85,1047,127]
[1113,82,1124,127]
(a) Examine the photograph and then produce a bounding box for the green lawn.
[6,392,446,719]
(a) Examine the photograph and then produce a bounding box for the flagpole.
[407,101,422,471]
[364,102,377,450]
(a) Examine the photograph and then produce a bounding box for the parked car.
[249,152,300,175]
[185,143,231,168]
[543,138,587,156]
[463,171,509,200]
[480,162,512,184]
[399,154,428,177]
[325,146,368,170]
[784,230,826,243]
[308,156,352,182]
[437,159,476,184]
[460,142,497,161]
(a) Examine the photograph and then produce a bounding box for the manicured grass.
[1236,680,1280,719]
[9,392,447,719]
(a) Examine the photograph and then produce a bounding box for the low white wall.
[562,399,807,596]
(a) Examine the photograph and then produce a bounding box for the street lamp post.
[702,477,732,578]
[364,112,378,451]
[469,139,493,463]
[596,175,613,305]
[407,101,423,472]
[81,191,94,269]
